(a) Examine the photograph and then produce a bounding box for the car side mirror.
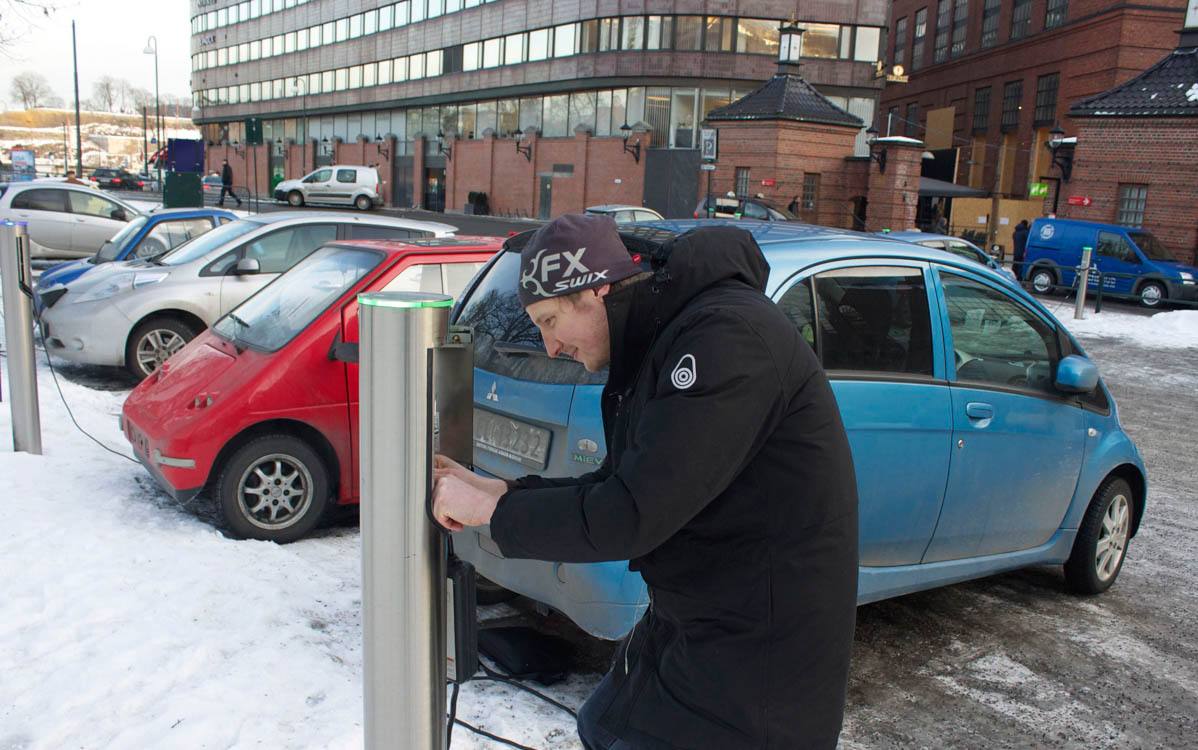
[234,258,261,275]
[111,208,128,221]
[328,333,359,363]
[1055,354,1098,394]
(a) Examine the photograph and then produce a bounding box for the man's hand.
[433,454,509,496]
[432,474,503,532]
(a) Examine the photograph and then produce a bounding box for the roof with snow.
[1069,47,1198,118]
[704,72,864,128]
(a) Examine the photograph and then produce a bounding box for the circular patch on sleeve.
[670,354,697,390]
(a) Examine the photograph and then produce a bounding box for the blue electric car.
[35,208,236,309]
[450,220,1147,640]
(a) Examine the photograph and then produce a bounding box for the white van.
[274,165,382,210]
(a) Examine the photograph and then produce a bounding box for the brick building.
[1056,17,1198,264]
[879,0,1187,205]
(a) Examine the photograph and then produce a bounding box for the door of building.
[424,168,446,212]
[538,176,552,219]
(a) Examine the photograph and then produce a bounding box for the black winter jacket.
[490,226,859,749]
[221,163,234,186]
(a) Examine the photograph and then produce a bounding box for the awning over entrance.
[919,177,988,198]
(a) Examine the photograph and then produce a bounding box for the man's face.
[526,285,611,372]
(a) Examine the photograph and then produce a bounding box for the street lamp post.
[144,36,162,193]
[293,76,308,175]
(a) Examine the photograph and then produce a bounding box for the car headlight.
[72,272,167,303]
[1179,271,1194,284]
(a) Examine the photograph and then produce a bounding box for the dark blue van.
[1022,217,1198,308]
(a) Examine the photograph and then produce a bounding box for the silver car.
[40,212,455,379]
[274,165,382,210]
[0,182,141,259]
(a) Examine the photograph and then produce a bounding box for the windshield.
[158,219,263,266]
[96,216,149,263]
[212,244,383,352]
[761,201,797,221]
[1129,231,1177,262]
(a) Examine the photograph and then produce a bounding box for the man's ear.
[592,283,612,299]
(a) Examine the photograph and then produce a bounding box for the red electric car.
[122,237,501,542]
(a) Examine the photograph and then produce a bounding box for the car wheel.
[1064,477,1134,594]
[288,190,305,207]
[125,317,198,380]
[1138,281,1166,308]
[1030,268,1056,295]
[354,195,373,211]
[216,434,330,543]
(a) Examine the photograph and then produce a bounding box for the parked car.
[274,165,382,210]
[585,204,664,224]
[121,237,500,542]
[1022,217,1198,308]
[201,174,223,196]
[39,212,455,379]
[448,219,1146,640]
[0,182,141,260]
[885,230,1018,284]
[34,208,237,309]
[693,194,797,221]
[91,168,142,190]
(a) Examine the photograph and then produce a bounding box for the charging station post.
[0,220,43,454]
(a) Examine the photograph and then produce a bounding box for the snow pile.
[1065,308,1198,349]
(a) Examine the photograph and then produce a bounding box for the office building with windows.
[879,0,1186,201]
[190,0,888,214]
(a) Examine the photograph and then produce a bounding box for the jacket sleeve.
[489,309,788,563]
[508,459,611,491]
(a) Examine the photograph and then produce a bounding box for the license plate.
[473,408,551,470]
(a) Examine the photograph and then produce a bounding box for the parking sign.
[700,128,718,161]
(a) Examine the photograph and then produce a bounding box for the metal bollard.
[1074,245,1093,321]
[0,220,43,454]
[359,291,452,750]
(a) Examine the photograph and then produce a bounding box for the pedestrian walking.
[218,159,242,207]
[433,213,860,749]
[1012,219,1030,277]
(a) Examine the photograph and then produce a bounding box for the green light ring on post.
[358,291,453,309]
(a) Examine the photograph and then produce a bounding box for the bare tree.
[10,69,54,108]
[115,78,134,113]
[91,76,118,112]
[0,1,59,55]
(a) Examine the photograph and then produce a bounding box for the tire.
[354,194,373,211]
[1030,268,1056,295]
[287,190,305,207]
[1137,281,1166,309]
[215,433,330,543]
[125,317,199,380]
[1064,477,1134,594]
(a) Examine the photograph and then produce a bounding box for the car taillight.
[693,211,699,218]
[137,181,145,187]
[113,178,121,184]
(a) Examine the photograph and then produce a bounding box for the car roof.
[145,207,236,219]
[330,235,503,258]
[884,231,981,247]
[587,204,654,212]
[238,211,457,234]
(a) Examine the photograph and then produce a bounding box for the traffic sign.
[1066,195,1093,207]
[700,163,716,171]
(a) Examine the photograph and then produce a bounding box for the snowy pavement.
[1,303,1196,749]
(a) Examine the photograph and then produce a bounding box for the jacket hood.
[605,226,770,390]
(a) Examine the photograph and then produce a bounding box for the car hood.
[125,333,239,434]
[38,259,92,288]
[276,179,302,191]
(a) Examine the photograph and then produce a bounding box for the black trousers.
[217,186,241,205]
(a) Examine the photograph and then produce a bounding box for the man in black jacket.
[217,159,242,207]
[433,213,859,749]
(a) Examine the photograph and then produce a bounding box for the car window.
[776,277,817,353]
[69,191,125,220]
[159,219,263,266]
[305,169,332,183]
[1097,231,1137,263]
[1128,231,1176,262]
[634,210,660,222]
[456,250,606,386]
[445,262,486,299]
[946,241,984,263]
[614,211,635,224]
[131,218,215,259]
[741,201,769,220]
[335,169,358,184]
[382,263,443,293]
[241,224,338,273]
[345,225,430,241]
[917,239,946,250]
[11,188,68,213]
[97,216,150,262]
[812,266,934,376]
[940,272,1058,394]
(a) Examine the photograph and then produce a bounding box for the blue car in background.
[452,220,1147,640]
[884,230,1019,285]
[1022,217,1198,308]
[35,208,236,310]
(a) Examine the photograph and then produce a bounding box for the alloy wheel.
[136,329,187,375]
[236,453,314,531]
[1095,493,1130,582]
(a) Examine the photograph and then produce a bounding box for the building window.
[674,16,703,50]
[893,17,908,67]
[1034,73,1059,125]
[981,0,1001,48]
[950,0,969,57]
[1117,185,1148,227]
[1011,0,1032,40]
[647,16,673,50]
[621,16,645,50]
[973,87,991,132]
[801,23,841,58]
[734,167,750,198]
[912,8,928,70]
[854,27,882,62]
[705,16,733,51]
[1045,0,1068,29]
[737,18,780,55]
[802,173,820,211]
[905,102,920,137]
[933,1,951,63]
[1001,80,1023,131]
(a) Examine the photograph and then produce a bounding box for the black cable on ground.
[452,719,541,750]
[34,339,139,464]
[446,659,580,750]
[476,662,579,719]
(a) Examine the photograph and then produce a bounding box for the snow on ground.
[1063,307,1198,349]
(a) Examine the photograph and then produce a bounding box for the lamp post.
[293,76,308,175]
[144,36,162,192]
[1045,123,1074,216]
[512,128,532,162]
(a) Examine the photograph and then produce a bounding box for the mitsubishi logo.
[486,382,499,402]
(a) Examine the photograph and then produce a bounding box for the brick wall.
[1059,117,1198,264]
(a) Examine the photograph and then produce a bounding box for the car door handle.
[965,402,994,420]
